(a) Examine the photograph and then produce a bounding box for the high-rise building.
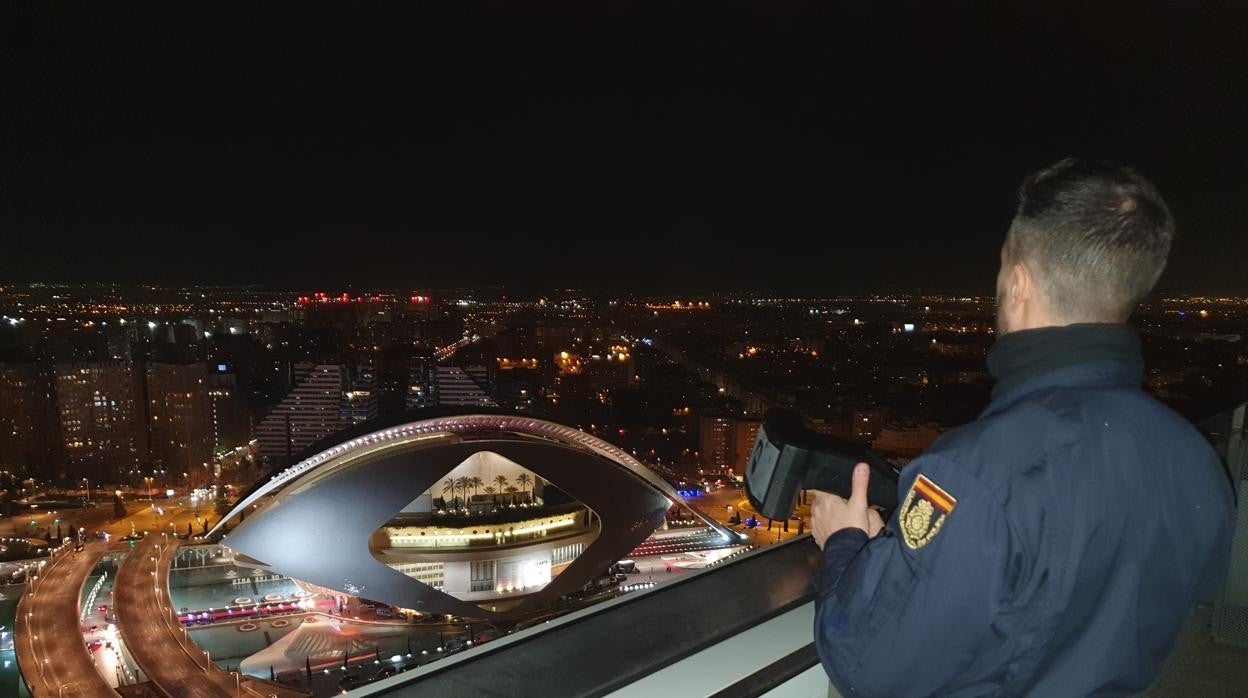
[731,417,763,477]
[341,388,379,426]
[699,413,763,477]
[0,362,58,478]
[341,364,380,427]
[495,358,541,412]
[145,362,212,474]
[207,366,251,451]
[102,324,132,360]
[256,363,347,467]
[405,354,438,410]
[698,413,734,474]
[434,366,496,408]
[54,361,147,481]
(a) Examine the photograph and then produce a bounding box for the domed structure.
[214,415,732,619]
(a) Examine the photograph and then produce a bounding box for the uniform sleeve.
[814,453,1021,697]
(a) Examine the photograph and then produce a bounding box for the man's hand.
[811,462,886,550]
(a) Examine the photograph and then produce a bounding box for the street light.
[144,477,154,504]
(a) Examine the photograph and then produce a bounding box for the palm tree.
[494,474,509,503]
[454,477,469,508]
[483,485,496,503]
[441,477,456,508]
[470,476,484,501]
[514,473,533,503]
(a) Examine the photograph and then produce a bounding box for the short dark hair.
[1005,158,1175,322]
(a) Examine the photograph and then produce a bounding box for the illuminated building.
[699,413,734,473]
[341,389,379,426]
[584,346,635,391]
[434,365,496,408]
[699,413,762,477]
[54,361,146,480]
[215,415,735,619]
[732,417,762,477]
[403,353,437,410]
[145,361,212,473]
[0,362,58,477]
[206,366,251,450]
[495,358,541,412]
[255,363,346,467]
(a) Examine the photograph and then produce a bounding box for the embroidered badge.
[899,474,957,550]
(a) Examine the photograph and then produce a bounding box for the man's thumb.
[849,462,870,509]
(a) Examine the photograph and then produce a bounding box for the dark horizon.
[4,3,1247,295]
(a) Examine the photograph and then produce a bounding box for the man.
[810,159,1235,697]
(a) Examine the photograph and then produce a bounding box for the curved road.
[113,535,237,698]
[14,541,119,698]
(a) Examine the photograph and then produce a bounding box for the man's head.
[995,158,1175,334]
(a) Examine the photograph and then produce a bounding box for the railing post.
[1213,402,1248,646]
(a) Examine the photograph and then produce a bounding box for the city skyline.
[4,4,1246,696]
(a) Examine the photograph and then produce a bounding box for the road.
[14,540,119,698]
[696,487,811,547]
[113,534,237,698]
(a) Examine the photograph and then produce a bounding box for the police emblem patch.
[899,474,956,550]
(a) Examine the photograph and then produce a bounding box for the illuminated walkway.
[14,540,119,698]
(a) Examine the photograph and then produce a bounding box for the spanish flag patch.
[899,474,957,550]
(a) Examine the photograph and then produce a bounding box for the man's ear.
[1000,261,1028,316]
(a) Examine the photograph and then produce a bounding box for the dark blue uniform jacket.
[815,346,1235,697]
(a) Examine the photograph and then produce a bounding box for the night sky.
[3,2,1246,294]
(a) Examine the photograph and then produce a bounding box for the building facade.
[0,362,58,478]
[54,361,147,480]
[255,363,346,467]
[434,365,496,408]
[145,361,212,474]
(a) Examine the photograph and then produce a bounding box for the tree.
[469,476,484,501]
[493,475,509,502]
[483,486,496,504]
[442,478,456,508]
[514,473,532,502]
[454,477,469,509]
